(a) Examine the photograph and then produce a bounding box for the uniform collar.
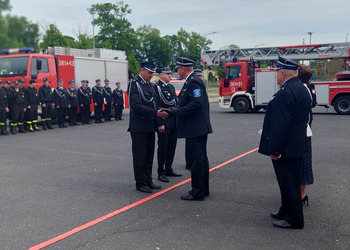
[184,71,194,82]
[138,74,147,84]
[159,79,168,86]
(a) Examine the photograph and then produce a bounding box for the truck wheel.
[233,97,250,113]
[334,96,350,115]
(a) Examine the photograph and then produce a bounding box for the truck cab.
[219,61,254,112]
[0,52,58,90]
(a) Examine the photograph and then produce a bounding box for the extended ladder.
[201,42,350,66]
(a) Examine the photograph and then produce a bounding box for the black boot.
[1,125,9,135]
[33,123,41,131]
[47,120,54,129]
[10,125,18,135]
[42,121,48,130]
[19,125,28,133]
[27,124,35,132]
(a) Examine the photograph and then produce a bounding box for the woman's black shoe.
[302,195,309,206]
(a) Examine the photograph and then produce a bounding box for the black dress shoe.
[158,175,169,182]
[136,186,152,193]
[271,212,284,220]
[166,171,182,177]
[273,220,302,229]
[147,182,161,189]
[181,194,204,201]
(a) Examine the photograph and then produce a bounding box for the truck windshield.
[226,65,241,80]
[0,56,29,77]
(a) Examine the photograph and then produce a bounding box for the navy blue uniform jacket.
[176,72,212,138]
[258,77,311,158]
[127,75,157,133]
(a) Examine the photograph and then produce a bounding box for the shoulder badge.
[193,89,201,98]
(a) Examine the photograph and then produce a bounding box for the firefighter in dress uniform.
[103,79,113,122]
[128,60,169,193]
[86,81,92,123]
[53,79,70,128]
[154,65,182,183]
[168,57,213,201]
[92,79,104,123]
[78,80,91,125]
[8,80,27,134]
[184,68,204,170]
[39,78,54,130]
[112,82,124,120]
[258,57,311,229]
[24,79,40,132]
[67,80,80,126]
[0,80,10,135]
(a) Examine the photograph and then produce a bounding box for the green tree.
[39,24,71,49]
[0,15,39,50]
[0,0,11,15]
[127,51,139,79]
[142,33,172,68]
[176,28,212,68]
[163,34,183,69]
[75,34,93,49]
[88,1,139,74]
[88,1,138,52]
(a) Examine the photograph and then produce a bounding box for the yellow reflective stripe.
[47,118,51,121]
[18,122,23,125]
[0,122,5,125]
[10,123,17,126]
[33,120,37,123]
[42,118,47,121]
[26,121,33,124]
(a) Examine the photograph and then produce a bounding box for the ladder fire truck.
[201,42,350,114]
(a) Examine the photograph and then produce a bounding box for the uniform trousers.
[57,107,67,126]
[131,132,155,188]
[25,106,38,125]
[115,104,123,120]
[41,103,53,122]
[157,127,177,175]
[185,139,190,169]
[103,103,112,121]
[69,106,78,124]
[80,105,90,123]
[186,134,209,198]
[0,107,6,126]
[95,103,103,122]
[272,157,304,228]
[10,105,24,126]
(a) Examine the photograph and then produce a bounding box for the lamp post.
[307,32,314,44]
[346,33,349,42]
[91,12,95,49]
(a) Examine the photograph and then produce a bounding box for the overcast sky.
[8,0,350,50]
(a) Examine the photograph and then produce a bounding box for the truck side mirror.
[36,60,42,71]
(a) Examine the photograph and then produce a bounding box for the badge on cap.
[193,89,201,97]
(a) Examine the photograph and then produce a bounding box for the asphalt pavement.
[0,103,349,250]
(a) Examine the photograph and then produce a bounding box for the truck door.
[30,57,50,84]
[224,65,242,94]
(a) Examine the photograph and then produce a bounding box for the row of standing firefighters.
[0,78,124,135]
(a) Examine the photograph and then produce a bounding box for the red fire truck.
[201,42,350,114]
[0,46,129,114]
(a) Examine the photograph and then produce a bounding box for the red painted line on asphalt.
[28,147,258,250]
